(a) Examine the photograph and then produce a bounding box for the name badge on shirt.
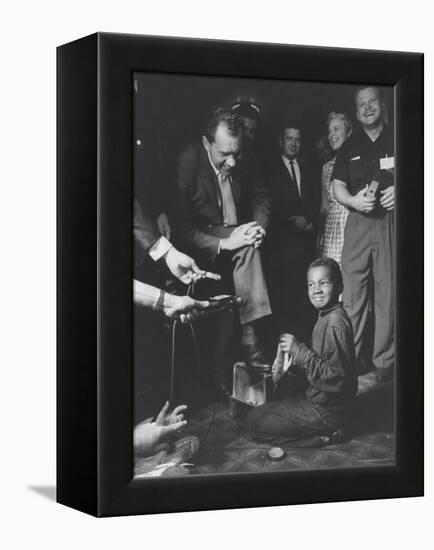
[380,156,395,170]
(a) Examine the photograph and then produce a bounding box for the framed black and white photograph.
[57,32,423,517]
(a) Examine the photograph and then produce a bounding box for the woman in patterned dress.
[319,112,352,265]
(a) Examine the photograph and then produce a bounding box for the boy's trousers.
[341,209,394,370]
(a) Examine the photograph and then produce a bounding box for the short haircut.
[203,107,242,143]
[308,257,343,290]
[353,85,384,104]
[280,118,302,138]
[326,111,352,135]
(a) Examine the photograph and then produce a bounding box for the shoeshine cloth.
[271,347,293,385]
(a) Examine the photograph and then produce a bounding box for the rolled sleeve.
[148,236,173,262]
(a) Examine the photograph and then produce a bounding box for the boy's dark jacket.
[293,303,358,407]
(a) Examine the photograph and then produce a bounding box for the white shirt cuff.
[148,236,173,262]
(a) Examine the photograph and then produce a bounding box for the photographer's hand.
[164,247,219,284]
[133,401,187,457]
[163,294,210,323]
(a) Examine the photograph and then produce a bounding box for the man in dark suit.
[268,120,318,343]
[176,107,272,381]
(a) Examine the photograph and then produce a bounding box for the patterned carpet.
[182,371,395,475]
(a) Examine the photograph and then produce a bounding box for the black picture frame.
[57,32,423,517]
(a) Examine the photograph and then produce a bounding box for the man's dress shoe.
[242,344,271,374]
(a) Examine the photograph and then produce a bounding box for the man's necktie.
[289,160,300,198]
[218,172,237,226]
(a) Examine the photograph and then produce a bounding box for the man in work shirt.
[333,86,395,382]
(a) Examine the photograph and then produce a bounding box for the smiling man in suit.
[176,107,272,383]
[268,119,318,343]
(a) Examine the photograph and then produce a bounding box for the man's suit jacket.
[268,155,319,262]
[176,142,271,261]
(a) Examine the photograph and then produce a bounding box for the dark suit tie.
[289,160,301,198]
[218,172,237,225]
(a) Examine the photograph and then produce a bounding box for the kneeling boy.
[247,257,358,444]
